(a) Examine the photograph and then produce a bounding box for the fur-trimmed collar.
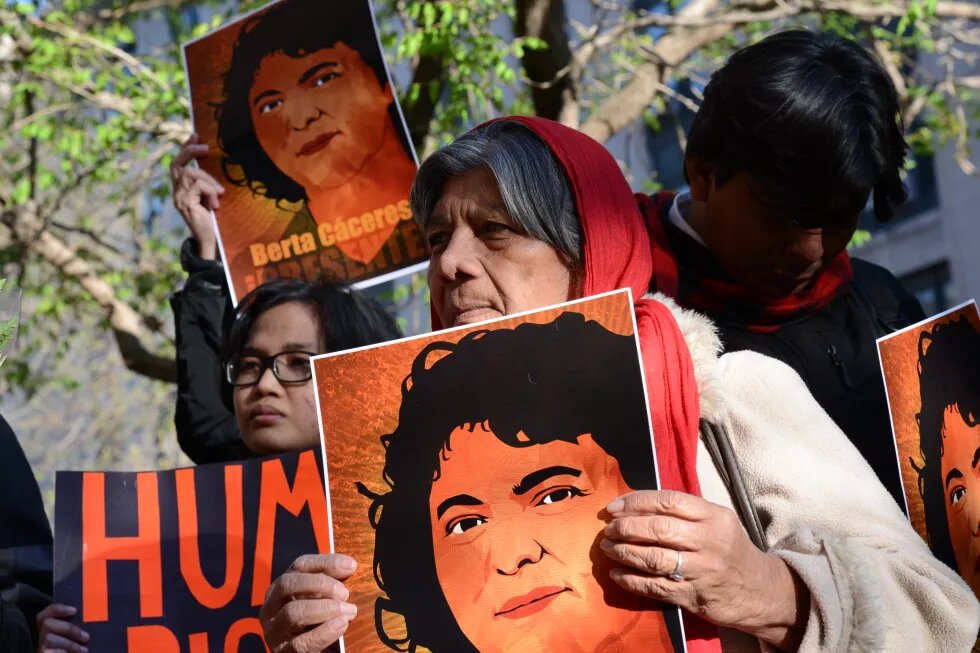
[644,292,725,422]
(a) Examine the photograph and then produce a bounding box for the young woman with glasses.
[223,279,401,455]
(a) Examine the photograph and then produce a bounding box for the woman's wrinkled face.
[427,423,673,652]
[249,42,392,192]
[940,404,980,597]
[425,167,577,328]
[232,301,323,455]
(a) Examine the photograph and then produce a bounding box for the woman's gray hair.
[409,120,582,266]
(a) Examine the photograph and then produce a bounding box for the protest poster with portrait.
[53,449,328,652]
[877,300,980,602]
[312,289,687,653]
[182,0,427,304]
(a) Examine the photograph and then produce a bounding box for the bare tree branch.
[401,52,446,153]
[0,202,176,382]
[22,13,189,110]
[515,0,579,125]
[623,0,980,29]
[94,0,189,22]
[581,0,980,143]
[581,0,726,142]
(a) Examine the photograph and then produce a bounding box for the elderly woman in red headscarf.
[258,118,977,653]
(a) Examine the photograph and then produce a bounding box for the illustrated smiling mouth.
[298,131,338,156]
[494,587,571,617]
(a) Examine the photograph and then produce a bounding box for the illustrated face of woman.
[428,423,673,652]
[249,42,393,192]
[233,301,323,455]
[426,167,578,328]
[940,404,980,596]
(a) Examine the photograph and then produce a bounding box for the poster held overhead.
[313,289,687,652]
[182,0,427,304]
[877,300,980,600]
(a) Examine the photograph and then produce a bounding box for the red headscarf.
[430,117,721,652]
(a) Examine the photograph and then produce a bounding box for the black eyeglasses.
[226,350,317,387]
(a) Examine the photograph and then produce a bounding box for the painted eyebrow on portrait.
[250,62,340,108]
[944,447,980,490]
[435,465,583,519]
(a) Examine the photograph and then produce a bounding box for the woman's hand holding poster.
[182,0,426,303]
[877,300,980,603]
[312,289,687,652]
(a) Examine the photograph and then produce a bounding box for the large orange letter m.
[250,451,329,605]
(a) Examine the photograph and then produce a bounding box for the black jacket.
[0,598,32,653]
[170,239,252,463]
[716,258,924,508]
[0,414,53,646]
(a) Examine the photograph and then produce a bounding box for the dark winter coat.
[170,239,252,463]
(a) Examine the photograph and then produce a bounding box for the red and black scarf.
[639,192,854,334]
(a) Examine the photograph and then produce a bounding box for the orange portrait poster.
[312,289,686,653]
[182,0,427,303]
[877,300,980,600]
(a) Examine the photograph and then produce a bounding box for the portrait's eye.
[259,98,283,114]
[950,486,967,506]
[313,72,340,87]
[536,486,585,506]
[446,515,487,536]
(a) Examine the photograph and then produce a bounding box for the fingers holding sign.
[259,553,359,653]
[170,133,223,260]
[36,603,90,653]
[600,490,807,648]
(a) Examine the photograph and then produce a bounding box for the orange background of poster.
[182,0,425,301]
[313,292,639,652]
[184,1,299,269]
[878,302,980,544]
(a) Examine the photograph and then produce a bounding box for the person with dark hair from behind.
[913,316,980,598]
[640,30,925,506]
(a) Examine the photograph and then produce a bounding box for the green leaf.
[10,179,31,204]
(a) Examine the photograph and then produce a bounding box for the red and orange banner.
[182,0,427,303]
[313,290,686,652]
[878,300,980,600]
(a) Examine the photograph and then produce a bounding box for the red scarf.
[434,117,722,652]
[640,192,853,333]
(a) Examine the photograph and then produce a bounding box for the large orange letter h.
[82,472,163,622]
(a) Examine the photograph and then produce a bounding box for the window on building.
[859,148,940,233]
[900,261,953,317]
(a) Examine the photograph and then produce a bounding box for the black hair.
[358,312,656,652]
[214,0,396,203]
[685,29,908,225]
[223,278,402,366]
[913,315,980,569]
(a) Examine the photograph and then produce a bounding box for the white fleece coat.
[652,293,980,652]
